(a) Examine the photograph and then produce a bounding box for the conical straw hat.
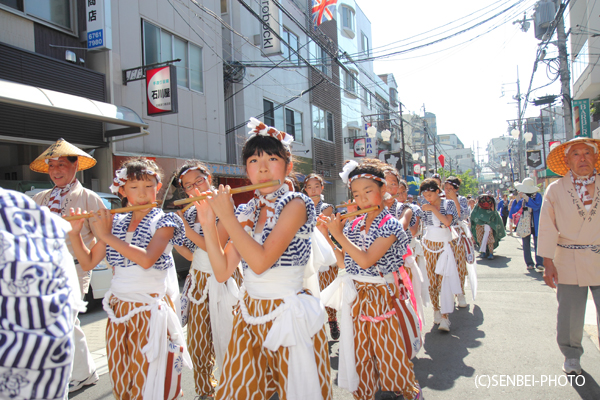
[546,136,600,176]
[29,138,97,173]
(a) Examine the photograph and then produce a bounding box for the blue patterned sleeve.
[445,200,459,226]
[377,216,409,259]
[274,192,316,231]
[459,196,470,220]
[156,212,186,246]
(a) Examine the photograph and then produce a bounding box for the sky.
[355,0,566,161]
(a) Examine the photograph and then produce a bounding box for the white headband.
[247,117,294,146]
[109,167,161,194]
[178,166,208,184]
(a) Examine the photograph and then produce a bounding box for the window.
[312,105,334,142]
[1,0,73,30]
[308,40,331,77]
[220,0,227,14]
[361,32,370,58]
[263,100,303,143]
[143,20,203,92]
[390,88,398,105]
[341,6,354,32]
[348,127,360,149]
[345,70,357,94]
[282,28,300,65]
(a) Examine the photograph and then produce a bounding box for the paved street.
[70,235,600,400]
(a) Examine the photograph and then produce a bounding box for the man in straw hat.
[30,138,105,391]
[538,136,600,376]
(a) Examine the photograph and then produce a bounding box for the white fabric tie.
[434,242,462,315]
[480,224,492,251]
[321,270,393,393]
[241,266,325,400]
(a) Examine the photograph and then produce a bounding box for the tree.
[437,168,479,197]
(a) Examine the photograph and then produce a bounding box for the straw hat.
[514,177,539,194]
[29,138,96,173]
[546,136,600,176]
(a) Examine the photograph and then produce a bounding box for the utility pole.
[422,104,429,177]
[516,67,525,182]
[399,102,407,180]
[556,2,573,140]
[540,108,547,168]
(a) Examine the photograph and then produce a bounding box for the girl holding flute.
[66,157,191,400]
[173,160,240,399]
[194,118,331,399]
[320,159,422,400]
[304,172,340,340]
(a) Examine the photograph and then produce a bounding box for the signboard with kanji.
[146,66,178,116]
[86,0,112,50]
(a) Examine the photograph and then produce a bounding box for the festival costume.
[315,196,339,322]
[322,210,421,400]
[0,189,84,400]
[179,208,242,396]
[421,200,462,317]
[215,184,331,400]
[470,197,506,256]
[449,195,472,295]
[104,208,192,400]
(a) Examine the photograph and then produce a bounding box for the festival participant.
[444,176,473,308]
[321,159,422,400]
[67,157,191,400]
[470,194,506,260]
[304,172,340,340]
[29,138,103,392]
[174,160,240,399]
[195,118,331,399]
[0,188,84,400]
[420,178,461,332]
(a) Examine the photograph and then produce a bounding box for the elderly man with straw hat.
[538,136,600,376]
[29,138,105,392]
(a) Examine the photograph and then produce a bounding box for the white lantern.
[511,129,520,139]
[381,129,391,142]
[421,156,426,163]
[366,126,377,138]
[412,153,420,161]
[524,132,533,142]
[499,173,503,178]
[501,160,507,167]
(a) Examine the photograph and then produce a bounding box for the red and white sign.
[146,66,178,116]
[549,141,561,152]
[413,164,421,175]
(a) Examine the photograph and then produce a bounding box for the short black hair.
[445,176,461,188]
[347,158,386,188]
[420,178,440,193]
[242,135,292,167]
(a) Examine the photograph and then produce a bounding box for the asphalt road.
[71,234,600,399]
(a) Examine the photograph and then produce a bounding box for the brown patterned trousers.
[319,264,339,321]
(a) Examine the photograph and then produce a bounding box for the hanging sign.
[86,0,112,50]
[146,66,179,116]
[527,150,542,168]
[365,137,376,158]
[384,151,403,171]
[573,99,591,138]
[413,164,421,175]
[353,138,365,157]
[260,0,282,56]
[549,140,561,152]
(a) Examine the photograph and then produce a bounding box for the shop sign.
[146,66,178,116]
[86,0,112,50]
[260,0,282,56]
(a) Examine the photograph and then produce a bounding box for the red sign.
[413,164,421,175]
[549,141,561,152]
[146,65,178,116]
[353,138,366,157]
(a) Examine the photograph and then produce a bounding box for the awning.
[0,79,148,137]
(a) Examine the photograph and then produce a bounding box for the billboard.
[86,0,112,50]
[146,66,178,116]
[353,138,365,157]
[260,0,282,56]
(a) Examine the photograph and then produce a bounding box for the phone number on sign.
[475,374,585,388]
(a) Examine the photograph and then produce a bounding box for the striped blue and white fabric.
[423,199,459,227]
[343,209,409,277]
[0,188,81,400]
[236,192,316,270]
[457,195,470,222]
[315,196,334,215]
[106,208,184,271]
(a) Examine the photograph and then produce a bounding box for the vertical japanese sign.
[573,99,591,137]
[260,0,282,56]
[86,0,112,50]
[365,137,376,158]
[146,66,179,116]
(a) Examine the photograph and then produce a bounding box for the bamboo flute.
[317,205,380,226]
[173,179,281,206]
[63,202,159,221]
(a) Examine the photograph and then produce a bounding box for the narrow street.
[71,235,600,400]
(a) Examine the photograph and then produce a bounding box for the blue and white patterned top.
[423,199,459,227]
[106,208,185,271]
[315,196,334,215]
[0,188,77,400]
[235,192,316,270]
[181,207,226,252]
[343,209,409,277]
[457,195,469,222]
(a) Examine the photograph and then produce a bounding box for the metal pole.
[540,108,547,169]
[516,67,525,181]
[423,112,429,177]
[399,102,407,180]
